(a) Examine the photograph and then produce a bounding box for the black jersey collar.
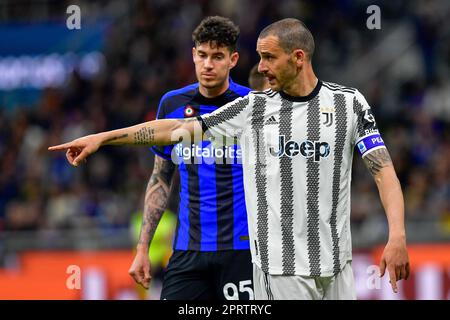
[194,87,236,106]
[279,79,322,102]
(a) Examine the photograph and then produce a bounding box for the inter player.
[49,18,410,300]
[126,16,253,300]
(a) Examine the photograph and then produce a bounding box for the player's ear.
[192,47,196,62]
[229,51,239,69]
[293,49,306,67]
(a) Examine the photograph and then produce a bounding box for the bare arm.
[363,148,410,292]
[128,156,175,289]
[48,118,202,166]
[137,156,176,252]
[102,118,201,146]
[364,149,405,239]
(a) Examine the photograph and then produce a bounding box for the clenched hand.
[128,251,152,290]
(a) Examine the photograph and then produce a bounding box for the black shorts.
[160,250,253,300]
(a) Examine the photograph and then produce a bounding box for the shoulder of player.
[160,83,199,104]
[321,81,369,116]
[228,81,252,97]
[250,88,278,98]
[321,81,357,95]
[157,83,199,114]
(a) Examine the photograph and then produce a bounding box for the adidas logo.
[265,115,279,125]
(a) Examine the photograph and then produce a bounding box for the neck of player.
[283,66,318,98]
[199,79,229,98]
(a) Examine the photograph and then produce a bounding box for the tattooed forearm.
[137,178,169,246]
[104,134,129,144]
[363,148,393,176]
[134,127,155,145]
[137,157,176,247]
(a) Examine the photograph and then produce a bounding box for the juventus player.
[49,18,410,300]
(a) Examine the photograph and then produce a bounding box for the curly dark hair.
[192,16,240,52]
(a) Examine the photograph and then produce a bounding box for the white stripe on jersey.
[200,80,386,276]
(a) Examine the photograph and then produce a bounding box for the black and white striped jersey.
[197,80,386,276]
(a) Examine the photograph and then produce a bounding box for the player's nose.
[204,57,213,69]
[258,60,267,73]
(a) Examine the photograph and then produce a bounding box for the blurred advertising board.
[0,244,449,300]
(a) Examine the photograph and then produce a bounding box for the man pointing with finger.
[49,18,409,299]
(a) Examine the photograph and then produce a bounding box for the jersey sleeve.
[150,96,174,160]
[196,94,251,147]
[352,90,387,158]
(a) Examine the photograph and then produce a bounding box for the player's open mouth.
[266,75,276,83]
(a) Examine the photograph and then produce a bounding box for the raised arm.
[48,118,201,166]
[128,156,176,289]
[363,148,410,293]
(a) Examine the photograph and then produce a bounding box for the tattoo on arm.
[104,134,128,144]
[137,157,176,247]
[363,148,393,176]
[134,127,155,145]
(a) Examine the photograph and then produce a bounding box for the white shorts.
[253,261,356,300]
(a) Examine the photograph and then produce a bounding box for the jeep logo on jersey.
[269,135,330,161]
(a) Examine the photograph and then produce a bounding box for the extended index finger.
[48,142,73,151]
[388,265,398,293]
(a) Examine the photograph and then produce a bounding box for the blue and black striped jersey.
[151,79,251,251]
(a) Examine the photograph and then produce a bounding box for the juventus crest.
[321,106,335,127]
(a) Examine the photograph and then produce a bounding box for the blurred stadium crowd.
[0,0,449,261]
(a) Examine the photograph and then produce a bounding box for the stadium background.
[0,0,449,300]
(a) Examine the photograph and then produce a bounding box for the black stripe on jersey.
[323,82,356,93]
[266,89,277,97]
[186,163,201,250]
[173,214,181,249]
[202,97,249,130]
[215,157,235,250]
[196,116,209,134]
[322,83,355,94]
[279,98,296,275]
[306,95,322,277]
[352,96,365,137]
[251,95,270,273]
[331,93,347,275]
[323,81,352,90]
[252,89,277,97]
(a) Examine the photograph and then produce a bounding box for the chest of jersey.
[259,97,351,165]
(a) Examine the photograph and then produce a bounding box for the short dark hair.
[192,16,240,52]
[259,18,315,60]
